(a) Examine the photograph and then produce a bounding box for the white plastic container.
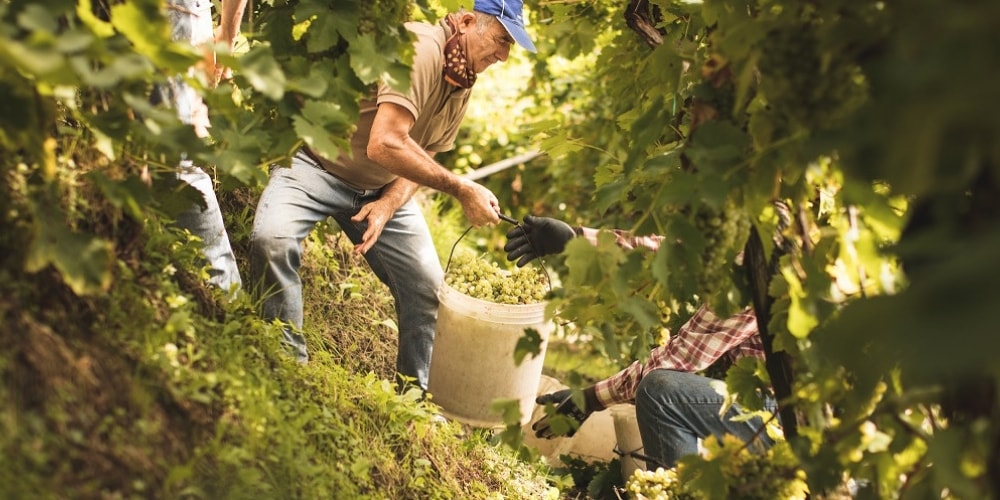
[523,375,569,460]
[525,376,620,467]
[427,281,553,427]
[611,404,646,480]
[551,407,619,465]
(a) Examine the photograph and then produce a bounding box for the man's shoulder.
[404,21,446,47]
[402,21,446,70]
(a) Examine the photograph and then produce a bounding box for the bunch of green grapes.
[626,436,808,500]
[445,253,549,305]
[757,22,866,128]
[691,200,751,313]
[625,467,696,500]
[719,438,807,499]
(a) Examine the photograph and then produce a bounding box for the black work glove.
[503,215,578,267]
[532,387,602,439]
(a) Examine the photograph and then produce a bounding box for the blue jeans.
[162,0,212,133]
[634,369,777,469]
[164,0,241,293]
[249,152,442,389]
[175,162,243,292]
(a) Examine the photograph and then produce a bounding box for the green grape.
[626,467,696,500]
[625,437,808,499]
[445,253,549,304]
[756,22,865,128]
[691,199,751,314]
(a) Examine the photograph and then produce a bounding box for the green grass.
[0,185,560,499]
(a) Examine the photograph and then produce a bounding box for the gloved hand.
[504,215,578,267]
[532,387,601,439]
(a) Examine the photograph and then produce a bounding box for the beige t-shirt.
[308,20,472,190]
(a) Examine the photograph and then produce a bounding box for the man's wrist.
[583,386,604,413]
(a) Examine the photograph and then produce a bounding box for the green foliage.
[499,0,1000,498]
[0,0,425,295]
[4,0,999,497]
[0,190,556,498]
[0,0,559,497]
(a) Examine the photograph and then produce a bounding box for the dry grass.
[300,230,399,383]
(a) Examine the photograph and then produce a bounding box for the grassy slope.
[0,184,557,499]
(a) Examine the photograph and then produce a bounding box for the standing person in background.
[158,0,248,293]
[504,215,780,469]
[250,1,537,392]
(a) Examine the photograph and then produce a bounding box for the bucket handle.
[444,214,553,295]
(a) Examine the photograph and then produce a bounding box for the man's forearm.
[367,103,473,200]
[579,227,665,252]
[369,133,470,201]
[218,0,248,45]
[380,176,421,210]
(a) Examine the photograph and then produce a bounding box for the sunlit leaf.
[490,398,523,427]
[76,0,115,38]
[513,328,543,365]
[240,45,287,100]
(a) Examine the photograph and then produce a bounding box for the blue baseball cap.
[474,0,537,53]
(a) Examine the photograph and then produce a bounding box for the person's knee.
[406,252,443,296]
[250,230,299,270]
[635,369,684,408]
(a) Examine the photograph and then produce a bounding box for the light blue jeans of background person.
[635,369,778,469]
[162,0,242,293]
[175,160,242,292]
[249,152,443,390]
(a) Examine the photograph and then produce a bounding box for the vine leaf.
[109,1,192,71]
[347,33,411,89]
[26,200,113,295]
[292,99,352,162]
[240,45,287,101]
[87,172,153,221]
[513,328,543,365]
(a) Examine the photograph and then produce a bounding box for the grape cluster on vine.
[757,23,865,129]
[625,436,807,500]
[445,253,548,305]
[690,200,751,314]
[625,467,695,500]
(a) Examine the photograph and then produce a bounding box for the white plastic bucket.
[526,376,620,467]
[551,407,619,465]
[611,404,646,480]
[427,281,553,427]
[523,375,569,460]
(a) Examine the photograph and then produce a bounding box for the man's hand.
[351,178,416,254]
[457,179,500,227]
[351,199,395,254]
[504,215,577,267]
[532,388,596,439]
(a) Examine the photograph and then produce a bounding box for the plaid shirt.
[578,227,765,408]
[593,305,763,407]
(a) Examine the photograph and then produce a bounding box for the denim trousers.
[634,369,777,469]
[174,162,242,292]
[165,0,241,293]
[249,152,442,389]
[163,0,212,134]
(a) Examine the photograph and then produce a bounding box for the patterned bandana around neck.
[443,15,477,89]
